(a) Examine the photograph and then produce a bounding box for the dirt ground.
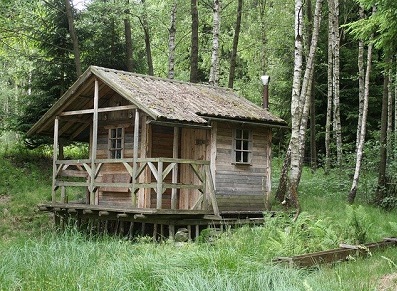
[377,273,397,291]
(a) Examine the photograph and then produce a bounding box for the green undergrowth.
[1,149,397,290]
[0,146,53,240]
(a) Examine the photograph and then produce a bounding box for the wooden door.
[179,128,210,209]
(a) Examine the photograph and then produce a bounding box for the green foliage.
[343,205,372,244]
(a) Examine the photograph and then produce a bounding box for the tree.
[227,0,242,88]
[331,0,342,167]
[65,0,82,77]
[374,59,390,203]
[348,31,373,204]
[209,0,221,85]
[139,0,154,75]
[168,0,177,79]
[124,1,133,72]
[190,0,199,83]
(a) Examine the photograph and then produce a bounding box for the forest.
[1,0,397,289]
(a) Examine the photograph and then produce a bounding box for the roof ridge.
[90,65,235,92]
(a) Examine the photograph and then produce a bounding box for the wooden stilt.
[153,224,158,241]
[169,224,175,241]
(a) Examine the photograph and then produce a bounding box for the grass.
[1,148,397,290]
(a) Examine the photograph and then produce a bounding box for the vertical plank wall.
[214,121,272,211]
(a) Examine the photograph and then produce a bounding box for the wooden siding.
[214,121,272,211]
[96,108,139,204]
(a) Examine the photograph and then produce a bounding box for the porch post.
[132,109,139,206]
[52,116,59,203]
[89,78,99,205]
[171,127,179,209]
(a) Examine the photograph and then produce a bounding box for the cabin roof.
[28,66,287,139]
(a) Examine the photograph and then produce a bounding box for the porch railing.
[52,157,219,215]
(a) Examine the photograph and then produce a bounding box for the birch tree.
[325,1,333,172]
[288,0,304,209]
[331,0,342,167]
[227,0,242,88]
[294,0,324,186]
[168,0,177,79]
[348,35,373,204]
[356,6,365,151]
[209,0,221,85]
[190,0,199,83]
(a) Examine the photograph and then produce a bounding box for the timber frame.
[29,66,287,239]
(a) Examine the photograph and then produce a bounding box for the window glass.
[109,127,124,159]
[234,129,251,164]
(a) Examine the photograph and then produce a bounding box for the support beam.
[52,117,59,203]
[132,109,140,206]
[171,127,179,209]
[156,161,163,209]
[90,79,99,205]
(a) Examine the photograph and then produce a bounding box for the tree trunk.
[275,147,291,202]
[375,59,390,202]
[296,0,323,185]
[228,0,242,88]
[288,0,304,210]
[65,0,82,77]
[209,0,221,85]
[332,0,342,167]
[139,0,154,76]
[168,0,177,79]
[387,66,393,157]
[124,11,133,72]
[348,35,373,204]
[190,0,199,83]
[310,79,317,171]
[325,4,333,173]
[356,6,365,151]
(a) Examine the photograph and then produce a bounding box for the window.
[234,129,252,164]
[109,127,124,159]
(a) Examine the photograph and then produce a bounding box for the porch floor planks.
[38,201,266,229]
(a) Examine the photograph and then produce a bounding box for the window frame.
[108,127,125,159]
[232,128,252,165]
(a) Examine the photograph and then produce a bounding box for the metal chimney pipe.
[260,75,270,110]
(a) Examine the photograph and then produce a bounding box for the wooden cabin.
[29,66,286,238]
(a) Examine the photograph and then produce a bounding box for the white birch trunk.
[288,0,304,209]
[348,37,373,203]
[209,0,221,85]
[168,0,177,79]
[332,0,342,166]
[325,1,333,172]
[356,7,365,152]
[297,0,324,183]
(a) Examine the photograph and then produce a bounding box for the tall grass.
[1,149,397,290]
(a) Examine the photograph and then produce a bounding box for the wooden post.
[264,130,272,210]
[205,165,220,216]
[156,161,163,209]
[132,109,139,207]
[90,79,99,205]
[171,127,179,209]
[138,114,147,208]
[52,116,59,203]
[202,165,208,210]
